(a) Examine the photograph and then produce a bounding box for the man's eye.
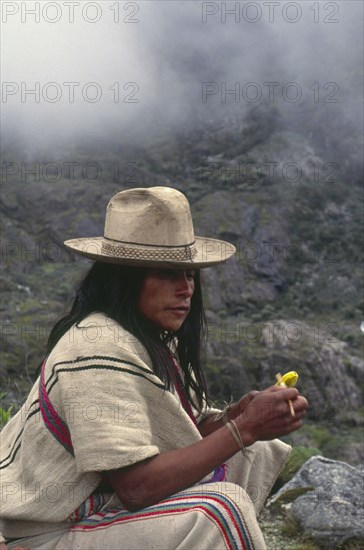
[186,271,195,280]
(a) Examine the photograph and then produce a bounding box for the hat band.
[101,241,198,261]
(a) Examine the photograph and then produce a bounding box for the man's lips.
[168,306,190,313]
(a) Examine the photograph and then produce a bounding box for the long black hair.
[41,262,208,411]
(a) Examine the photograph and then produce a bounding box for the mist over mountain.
[1,1,363,468]
[2,0,363,155]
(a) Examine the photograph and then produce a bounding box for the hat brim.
[64,236,236,269]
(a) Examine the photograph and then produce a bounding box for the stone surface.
[269,456,364,548]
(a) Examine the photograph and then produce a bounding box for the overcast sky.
[1,1,363,152]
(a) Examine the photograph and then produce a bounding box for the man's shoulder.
[76,312,133,340]
[50,312,152,367]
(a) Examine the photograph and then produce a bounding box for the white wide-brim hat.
[64,187,236,268]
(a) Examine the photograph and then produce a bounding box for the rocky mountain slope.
[1,105,363,466]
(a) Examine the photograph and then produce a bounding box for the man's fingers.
[246,390,260,401]
[276,387,299,400]
[292,396,309,414]
[239,391,260,408]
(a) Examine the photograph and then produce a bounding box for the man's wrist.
[226,402,239,422]
[233,416,256,447]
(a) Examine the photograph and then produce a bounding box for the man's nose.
[176,272,193,297]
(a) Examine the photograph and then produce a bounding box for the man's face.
[138,269,195,332]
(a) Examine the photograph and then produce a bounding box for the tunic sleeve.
[48,315,166,473]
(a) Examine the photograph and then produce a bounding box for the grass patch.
[0,392,14,428]
[280,513,302,538]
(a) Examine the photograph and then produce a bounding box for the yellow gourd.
[275,371,299,388]
[275,371,299,417]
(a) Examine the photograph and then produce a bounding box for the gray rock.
[269,456,364,548]
[259,319,363,426]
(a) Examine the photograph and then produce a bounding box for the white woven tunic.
[0,312,291,549]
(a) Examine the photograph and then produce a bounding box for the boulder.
[269,456,364,548]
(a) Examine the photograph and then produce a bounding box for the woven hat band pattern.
[101,241,198,261]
